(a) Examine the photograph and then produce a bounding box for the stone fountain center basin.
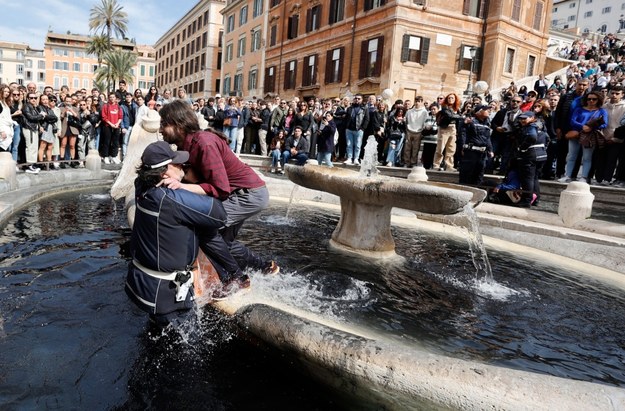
[286,164,485,256]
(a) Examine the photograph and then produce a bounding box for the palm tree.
[89,0,128,50]
[86,34,109,70]
[95,49,136,92]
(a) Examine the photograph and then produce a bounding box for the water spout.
[359,136,379,178]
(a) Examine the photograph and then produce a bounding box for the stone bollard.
[558,181,594,226]
[406,166,428,183]
[85,151,101,172]
[0,152,17,190]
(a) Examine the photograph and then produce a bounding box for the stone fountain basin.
[286,164,484,215]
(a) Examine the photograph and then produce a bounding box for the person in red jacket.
[100,92,123,164]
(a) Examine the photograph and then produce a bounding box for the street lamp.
[463,46,478,97]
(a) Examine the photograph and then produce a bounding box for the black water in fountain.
[1,189,624,410]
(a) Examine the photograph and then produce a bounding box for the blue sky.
[0,0,201,49]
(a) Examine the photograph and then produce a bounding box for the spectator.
[385,106,406,167]
[36,94,58,168]
[592,86,625,184]
[280,125,309,172]
[269,129,286,173]
[404,96,428,167]
[100,92,124,164]
[316,111,336,167]
[533,74,549,98]
[459,105,493,186]
[434,93,462,171]
[344,94,369,165]
[421,103,439,169]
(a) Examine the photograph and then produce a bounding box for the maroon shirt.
[183,131,265,200]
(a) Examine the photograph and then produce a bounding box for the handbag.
[579,129,604,149]
[565,130,579,139]
[223,117,232,127]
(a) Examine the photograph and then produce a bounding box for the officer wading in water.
[125,141,243,326]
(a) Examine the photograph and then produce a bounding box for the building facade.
[154,0,225,99]
[551,0,625,34]
[0,42,29,87]
[134,45,157,93]
[217,0,552,101]
[44,32,152,93]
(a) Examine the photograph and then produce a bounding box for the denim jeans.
[317,151,333,167]
[281,150,308,167]
[346,129,363,161]
[271,149,281,167]
[386,135,404,165]
[10,124,21,162]
[225,126,238,151]
[565,138,594,179]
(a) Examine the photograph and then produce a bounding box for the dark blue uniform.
[459,116,493,185]
[126,181,227,324]
[515,123,548,206]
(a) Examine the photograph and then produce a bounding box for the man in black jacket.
[22,93,45,173]
[459,105,494,185]
[344,94,369,165]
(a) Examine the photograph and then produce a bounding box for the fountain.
[285,136,486,257]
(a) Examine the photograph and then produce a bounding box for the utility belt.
[231,184,266,196]
[133,259,194,302]
[463,144,487,152]
[519,144,545,153]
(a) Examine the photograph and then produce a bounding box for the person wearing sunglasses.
[0,85,14,155]
[22,94,46,173]
[9,89,24,164]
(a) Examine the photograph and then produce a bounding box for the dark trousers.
[591,143,620,182]
[541,140,558,179]
[99,125,120,158]
[459,149,487,185]
[517,157,537,205]
[422,143,436,169]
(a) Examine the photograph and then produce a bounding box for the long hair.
[443,93,461,112]
[159,100,201,136]
[532,99,551,122]
[0,84,10,107]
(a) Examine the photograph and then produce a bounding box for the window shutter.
[457,44,465,71]
[284,62,290,89]
[420,37,430,65]
[359,40,368,79]
[364,0,372,12]
[473,47,482,74]
[478,0,487,18]
[462,0,471,15]
[401,34,410,62]
[303,56,310,86]
[373,36,384,76]
[329,0,337,24]
[306,8,312,32]
[325,50,333,84]
[317,6,323,30]
[338,47,344,82]
[265,67,271,92]
[293,60,298,88]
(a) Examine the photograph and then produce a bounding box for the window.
[25,71,32,80]
[39,72,46,82]
[149,66,155,76]
[302,54,318,86]
[0,63,4,74]
[25,59,33,68]
[248,68,258,90]
[251,29,262,52]
[234,73,243,93]
[140,65,146,76]
[38,61,45,70]
[53,61,70,70]
[53,48,68,57]
[83,78,89,89]
[462,0,487,18]
[73,63,80,71]
[16,64,23,75]
[533,2,544,30]
[602,7,611,13]
[511,0,521,21]
[223,75,231,95]
[306,5,322,32]
[359,36,384,78]
[271,0,280,7]
[586,0,592,3]
[583,11,592,17]
[270,25,277,47]
[54,76,60,89]
[238,36,246,57]
[458,45,481,71]
[400,34,430,65]
[240,6,248,25]
[504,48,515,73]
[73,78,80,89]
[227,15,235,33]
[599,24,607,33]
[364,0,386,11]
[16,51,24,60]
[217,52,222,69]
[284,60,297,89]
[225,43,233,62]
[329,0,345,24]
[569,2,576,7]
[527,55,536,77]
[202,32,207,48]
[265,66,276,93]
[74,51,85,58]
[253,0,263,17]
[568,15,576,21]
[325,47,344,84]
[288,15,299,39]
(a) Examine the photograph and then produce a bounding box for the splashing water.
[458,204,493,280]
[359,136,379,178]
[285,184,300,220]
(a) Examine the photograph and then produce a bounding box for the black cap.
[141,141,189,169]
[473,104,490,113]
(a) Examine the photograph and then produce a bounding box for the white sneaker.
[353,159,360,165]
[557,176,571,183]
[270,167,276,173]
[577,177,587,183]
[53,162,60,168]
[78,161,85,168]
[103,157,111,164]
[343,159,352,165]
[111,157,121,164]
[26,165,40,174]
[386,162,393,167]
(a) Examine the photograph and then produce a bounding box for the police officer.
[459,105,494,186]
[514,111,547,207]
[126,141,245,326]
